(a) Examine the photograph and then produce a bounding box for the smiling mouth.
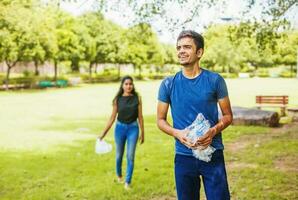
[179,56,188,59]
[179,54,188,58]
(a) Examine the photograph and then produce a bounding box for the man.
[157,30,233,200]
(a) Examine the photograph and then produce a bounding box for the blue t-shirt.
[158,69,228,156]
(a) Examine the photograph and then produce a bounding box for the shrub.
[256,69,269,77]
[220,73,238,78]
[280,71,294,78]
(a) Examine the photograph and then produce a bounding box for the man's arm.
[157,101,192,147]
[215,96,233,133]
[195,96,233,148]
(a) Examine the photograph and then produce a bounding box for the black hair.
[177,30,204,51]
[113,75,138,104]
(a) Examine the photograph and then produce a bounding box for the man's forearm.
[157,119,178,138]
[213,115,233,135]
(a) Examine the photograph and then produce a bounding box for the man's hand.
[174,129,192,148]
[194,127,217,149]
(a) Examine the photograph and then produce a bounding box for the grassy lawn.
[0,78,297,199]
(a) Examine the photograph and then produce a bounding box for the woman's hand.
[139,132,144,144]
[98,133,105,141]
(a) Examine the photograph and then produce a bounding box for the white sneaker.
[124,183,131,190]
[117,177,123,184]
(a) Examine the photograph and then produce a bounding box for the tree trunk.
[89,62,93,83]
[71,58,80,72]
[95,63,98,74]
[138,65,142,79]
[117,64,121,80]
[34,60,39,76]
[223,106,280,127]
[131,64,136,74]
[54,60,58,82]
[4,61,17,90]
[5,66,12,90]
[254,65,259,76]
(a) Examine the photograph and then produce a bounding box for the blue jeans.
[114,120,139,184]
[175,150,230,200]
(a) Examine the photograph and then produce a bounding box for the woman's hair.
[113,75,138,104]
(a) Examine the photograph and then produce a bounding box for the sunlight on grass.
[0,79,297,199]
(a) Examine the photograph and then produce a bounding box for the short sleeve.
[158,77,172,103]
[216,75,228,100]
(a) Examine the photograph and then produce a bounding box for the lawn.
[0,78,297,199]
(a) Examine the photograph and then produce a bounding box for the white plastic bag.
[185,113,216,162]
[95,139,112,154]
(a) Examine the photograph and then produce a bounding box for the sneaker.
[117,177,123,184]
[124,183,131,190]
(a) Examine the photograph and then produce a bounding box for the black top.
[117,95,139,124]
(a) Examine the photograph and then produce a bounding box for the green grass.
[0,116,177,200]
[226,126,298,200]
[0,78,297,199]
[0,115,274,200]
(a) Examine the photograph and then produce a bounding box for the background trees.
[0,0,297,89]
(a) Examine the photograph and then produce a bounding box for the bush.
[0,75,70,90]
[280,71,294,78]
[256,69,269,77]
[9,77,37,87]
[220,73,238,78]
[147,74,167,80]
[80,74,119,83]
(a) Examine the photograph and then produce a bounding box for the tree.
[52,11,83,81]
[79,12,121,80]
[23,5,57,76]
[93,0,297,54]
[275,31,298,76]
[125,23,164,78]
[162,43,177,65]
[0,1,35,89]
[202,25,242,73]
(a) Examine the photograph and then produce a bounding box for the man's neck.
[182,63,201,79]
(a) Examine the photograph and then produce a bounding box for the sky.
[58,0,298,44]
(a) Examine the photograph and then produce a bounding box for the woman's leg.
[114,122,126,179]
[125,122,139,184]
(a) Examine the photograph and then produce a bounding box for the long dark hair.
[113,75,138,104]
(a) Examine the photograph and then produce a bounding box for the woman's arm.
[138,96,145,144]
[99,102,118,140]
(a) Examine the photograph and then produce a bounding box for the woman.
[99,75,145,189]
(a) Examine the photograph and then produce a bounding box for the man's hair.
[177,30,204,51]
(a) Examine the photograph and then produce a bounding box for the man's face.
[176,37,203,66]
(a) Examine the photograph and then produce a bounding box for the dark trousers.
[175,150,230,200]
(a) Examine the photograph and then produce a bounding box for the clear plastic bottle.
[185,113,216,162]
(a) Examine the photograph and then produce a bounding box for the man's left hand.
[193,127,217,149]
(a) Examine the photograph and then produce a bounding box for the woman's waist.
[116,120,138,127]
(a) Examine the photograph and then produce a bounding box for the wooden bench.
[256,95,288,116]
